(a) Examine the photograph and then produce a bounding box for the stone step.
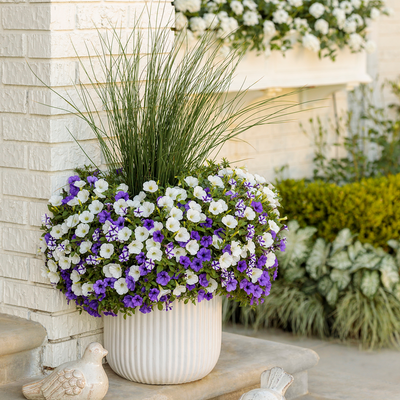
[0,332,319,399]
[0,313,46,385]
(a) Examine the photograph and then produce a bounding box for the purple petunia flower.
[191,231,201,241]
[214,228,225,239]
[186,284,196,291]
[191,258,203,272]
[62,195,74,205]
[197,289,206,302]
[149,288,160,302]
[93,280,107,295]
[139,265,149,276]
[197,247,211,262]
[98,210,111,224]
[199,273,209,287]
[179,256,192,269]
[87,175,98,186]
[199,218,213,228]
[103,311,117,317]
[91,242,100,256]
[123,295,136,308]
[253,285,263,298]
[273,268,278,280]
[270,230,277,240]
[279,238,287,252]
[200,236,213,248]
[205,292,213,301]
[126,275,136,291]
[153,230,164,243]
[113,217,125,230]
[143,219,154,231]
[225,279,237,292]
[259,271,270,287]
[156,271,171,286]
[104,277,117,288]
[222,245,231,255]
[140,303,152,314]
[251,201,263,213]
[136,252,146,264]
[257,255,267,268]
[115,191,129,202]
[264,279,272,296]
[237,260,247,272]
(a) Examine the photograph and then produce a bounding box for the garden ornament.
[240,367,294,400]
[22,342,109,400]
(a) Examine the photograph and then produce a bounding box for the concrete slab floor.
[224,325,400,400]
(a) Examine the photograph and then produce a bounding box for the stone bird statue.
[240,367,294,400]
[22,342,109,400]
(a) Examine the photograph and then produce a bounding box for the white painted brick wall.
[0,0,170,369]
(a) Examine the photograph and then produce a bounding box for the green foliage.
[276,174,400,248]
[224,225,400,348]
[304,81,400,185]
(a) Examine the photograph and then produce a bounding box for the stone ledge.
[0,332,319,399]
[0,314,46,357]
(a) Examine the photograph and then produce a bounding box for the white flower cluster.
[174,0,392,60]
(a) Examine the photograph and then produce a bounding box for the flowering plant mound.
[174,0,392,60]
[39,162,286,317]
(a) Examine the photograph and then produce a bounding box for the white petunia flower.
[117,183,129,192]
[100,243,114,258]
[268,220,279,233]
[47,260,57,272]
[349,33,363,51]
[173,284,187,297]
[134,191,146,202]
[166,217,180,232]
[263,232,274,248]
[79,241,92,254]
[103,264,112,278]
[190,16,207,34]
[72,283,83,296]
[102,220,112,235]
[114,278,129,295]
[246,240,256,254]
[218,199,228,211]
[222,215,238,229]
[170,207,183,221]
[230,1,244,15]
[175,227,190,242]
[118,227,132,242]
[157,288,171,301]
[79,211,94,224]
[81,282,94,296]
[185,269,199,285]
[175,188,187,201]
[288,0,303,6]
[146,238,161,249]
[113,199,128,216]
[174,0,201,13]
[208,175,224,188]
[193,186,207,200]
[263,20,276,37]
[219,253,233,270]
[243,11,259,26]
[128,240,144,254]
[95,179,109,193]
[206,278,218,293]
[184,176,199,187]
[51,224,63,239]
[88,200,103,215]
[93,189,106,199]
[343,19,357,33]
[158,196,174,209]
[315,19,329,35]
[143,180,158,193]
[340,1,353,14]
[212,235,223,249]
[147,246,163,261]
[70,254,81,265]
[48,271,60,284]
[265,253,277,268]
[66,214,80,228]
[109,263,122,278]
[71,270,81,283]
[309,2,325,19]
[49,195,63,207]
[128,265,141,281]
[370,7,380,20]
[187,209,201,223]
[77,189,89,204]
[186,240,200,255]
[209,201,223,215]
[302,33,320,52]
[188,201,202,212]
[231,241,242,257]
[244,207,256,220]
[351,0,361,8]
[173,246,187,262]
[251,268,263,283]
[141,201,155,217]
[75,223,90,238]
[175,12,188,30]
[150,221,163,234]
[135,226,150,242]
[273,9,290,24]
[61,223,69,235]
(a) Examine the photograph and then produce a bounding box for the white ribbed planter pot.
[103,296,222,384]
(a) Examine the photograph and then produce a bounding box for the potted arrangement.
[38,23,289,384]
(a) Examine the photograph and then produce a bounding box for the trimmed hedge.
[276,174,400,248]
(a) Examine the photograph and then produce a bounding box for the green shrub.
[276,174,400,248]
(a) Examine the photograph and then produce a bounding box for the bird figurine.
[240,367,294,400]
[22,342,109,400]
